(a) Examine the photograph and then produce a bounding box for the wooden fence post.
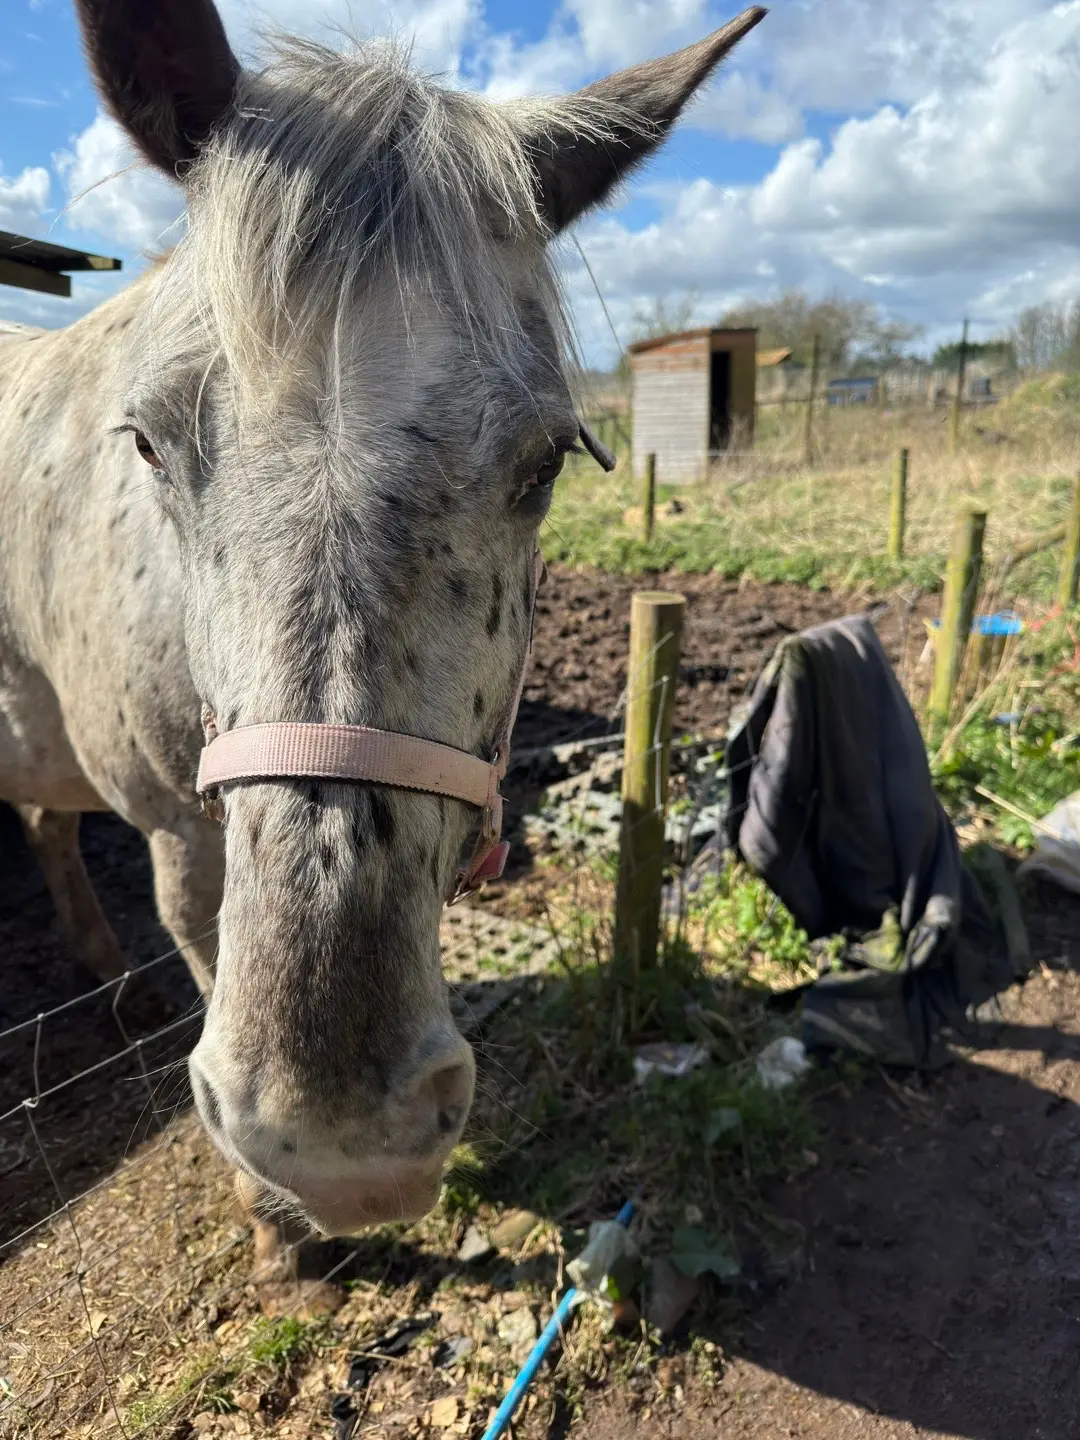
[888,448,908,561]
[949,317,969,456]
[642,453,656,544]
[614,591,685,981]
[803,332,821,465]
[930,501,986,725]
[1057,474,1080,609]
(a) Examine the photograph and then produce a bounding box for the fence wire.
[0,592,920,1439]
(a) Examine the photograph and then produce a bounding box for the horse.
[0,0,765,1306]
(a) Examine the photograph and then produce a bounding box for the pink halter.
[196,551,545,903]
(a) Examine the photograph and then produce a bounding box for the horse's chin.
[239,1164,445,1237]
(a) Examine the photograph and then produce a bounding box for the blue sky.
[3,0,1080,364]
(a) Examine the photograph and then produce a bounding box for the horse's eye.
[534,452,564,489]
[133,430,163,470]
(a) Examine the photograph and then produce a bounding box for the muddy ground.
[2,567,1077,1440]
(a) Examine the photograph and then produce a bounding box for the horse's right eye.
[133,430,163,470]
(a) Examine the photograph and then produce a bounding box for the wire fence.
[0,590,925,1440]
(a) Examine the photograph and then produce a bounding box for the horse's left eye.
[534,452,564,488]
[133,430,163,470]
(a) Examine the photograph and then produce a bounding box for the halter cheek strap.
[195,550,545,903]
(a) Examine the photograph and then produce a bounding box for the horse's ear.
[74,0,240,178]
[523,6,766,234]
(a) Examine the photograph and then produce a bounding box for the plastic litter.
[756,1035,811,1091]
[1018,790,1080,895]
[632,1041,709,1083]
[566,1219,637,1293]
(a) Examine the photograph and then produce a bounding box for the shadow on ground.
[4,792,1080,1440]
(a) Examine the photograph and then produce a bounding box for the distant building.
[826,376,880,406]
[628,327,757,482]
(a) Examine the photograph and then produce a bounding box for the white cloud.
[0,163,50,233]
[54,113,184,253]
[561,1,1080,362]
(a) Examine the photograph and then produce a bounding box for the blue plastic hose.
[480,1200,634,1440]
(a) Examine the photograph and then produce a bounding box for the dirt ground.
[2,566,1076,1440]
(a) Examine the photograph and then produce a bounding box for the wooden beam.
[0,256,71,297]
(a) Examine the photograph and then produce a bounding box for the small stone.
[458,1224,494,1263]
[191,1417,217,1434]
[430,1395,460,1428]
[234,1393,261,1413]
[656,1356,685,1390]
[683,1204,704,1226]
[435,1335,475,1368]
[490,1209,541,1252]
[646,1256,701,1335]
[497,1308,538,1350]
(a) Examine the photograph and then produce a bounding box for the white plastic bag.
[1018,790,1080,895]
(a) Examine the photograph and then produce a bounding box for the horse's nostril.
[190,1063,222,1132]
[438,1105,464,1135]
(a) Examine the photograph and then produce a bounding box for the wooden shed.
[0,230,121,298]
[628,327,757,482]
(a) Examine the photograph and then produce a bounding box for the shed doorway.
[710,349,732,452]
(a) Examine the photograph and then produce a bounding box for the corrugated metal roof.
[0,231,122,273]
[0,230,122,299]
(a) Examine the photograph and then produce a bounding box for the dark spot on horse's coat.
[383,493,401,508]
[369,791,395,847]
[448,572,468,602]
[42,463,52,478]
[441,541,454,558]
[404,649,420,676]
[402,423,438,445]
[121,317,131,330]
[133,565,146,582]
[155,640,168,661]
[486,573,503,637]
[438,490,453,512]
[214,545,227,568]
[280,1139,295,1154]
[430,848,441,889]
[226,708,239,730]
[473,691,484,717]
[80,629,88,647]
[248,815,262,854]
[116,706,125,728]
[19,405,29,421]
[319,843,335,875]
[351,811,367,855]
[129,735,138,751]
[425,544,435,561]
[104,323,115,335]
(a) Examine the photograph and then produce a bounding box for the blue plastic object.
[480,1201,634,1440]
[927,611,1023,638]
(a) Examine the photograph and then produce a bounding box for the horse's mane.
[159,36,620,408]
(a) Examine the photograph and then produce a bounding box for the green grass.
[247,1314,325,1369]
[556,398,1080,602]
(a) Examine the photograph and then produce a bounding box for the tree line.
[623,289,1080,376]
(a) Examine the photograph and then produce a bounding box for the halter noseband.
[196,550,545,904]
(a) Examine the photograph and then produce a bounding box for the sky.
[3,0,1080,367]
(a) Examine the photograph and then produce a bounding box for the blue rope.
[480,1201,634,1440]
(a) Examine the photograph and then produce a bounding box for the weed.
[247,1315,324,1370]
